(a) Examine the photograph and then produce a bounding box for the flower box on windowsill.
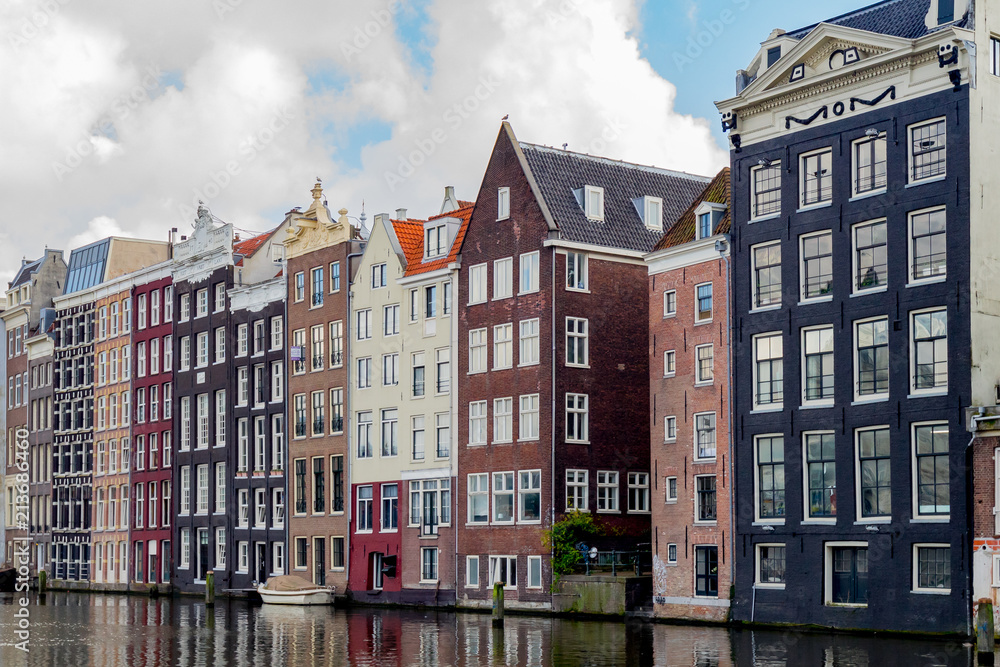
[252,471,266,478]
[270,469,284,476]
[236,472,248,478]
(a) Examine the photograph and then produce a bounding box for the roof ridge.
[518,142,711,183]
[788,0,908,37]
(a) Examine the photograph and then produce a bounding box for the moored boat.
[256,575,334,605]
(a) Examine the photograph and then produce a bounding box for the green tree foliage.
[542,511,608,577]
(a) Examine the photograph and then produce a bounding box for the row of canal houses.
[3,0,1000,636]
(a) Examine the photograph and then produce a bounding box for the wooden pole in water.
[492,581,504,628]
[978,599,995,664]
[205,572,215,607]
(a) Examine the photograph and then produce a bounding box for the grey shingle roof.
[10,257,42,289]
[519,143,710,253]
[787,0,971,40]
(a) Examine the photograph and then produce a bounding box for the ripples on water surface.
[0,592,981,666]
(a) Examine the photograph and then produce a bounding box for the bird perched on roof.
[501,114,509,121]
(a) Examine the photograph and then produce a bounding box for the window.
[802,326,834,404]
[694,475,716,522]
[909,118,947,183]
[469,329,487,373]
[493,323,512,370]
[425,285,437,318]
[801,231,833,299]
[992,36,1000,76]
[196,464,209,514]
[757,545,786,587]
[180,529,190,569]
[912,309,948,391]
[330,536,345,569]
[196,288,208,318]
[435,413,450,459]
[215,390,226,446]
[645,196,664,231]
[584,185,604,220]
[800,148,832,207]
[214,462,226,513]
[208,283,223,315]
[497,186,510,220]
[857,427,891,519]
[411,416,425,460]
[311,391,325,437]
[179,293,191,321]
[272,415,285,472]
[356,309,372,340]
[566,252,587,291]
[493,398,512,443]
[855,318,889,398]
[196,332,209,368]
[469,401,487,446]
[493,472,515,523]
[664,416,677,442]
[628,472,650,513]
[695,283,713,322]
[469,264,487,305]
[493,258,513,300]
[381,484,398,531]
[751,242,781,309]
[519,470,541,522]
[468,473,489,523]
[914,545,951,593]
[695,344,714,383]
[411,352,426,398]
[236,324,249,358]
[663,350,676,377]
[357,486,373,532]
[756,435,785,521]
[910,208,947,282]
[751,161,781,219]
[180,336,191,371]
[310,325,324,372]
[566,318,588,366]
[330,389,343,434]
[527,556,542,588]
[519,394,539,441]
[271,361,283,402]
[519,252,539,293]
[357,357,371,389]
[489,555,517,589]
[666,476,678,503]
[425,224,447,258]
[853,132,887,196]
[356,412,373,458]
[914,423,949,517]
[566,470,588,511]
[695,546,719,597]
[695,412,716,459]
[421,548,439,582]
[310,267,324,307]
[443,281,452,315]
[371,263,387,289]
[597,471,619,512]
[566,393,588,443]
[753,333,783,408]
[850,219,888,293]
[381,409,398,457]
[663,290,677,317]
[667,544,677,564]
[382,353,399,387]
[436,348,450,394]
[829,546,868,605]
[805,432,836,519]
[519,319,539,366]
[383,304,399,337]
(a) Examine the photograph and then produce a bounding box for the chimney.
[395,208,407,220]
[440,186,459,214]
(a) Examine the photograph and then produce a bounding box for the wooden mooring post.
[205,572,215,607]
[978,599,995,665]
[492,581,504,628]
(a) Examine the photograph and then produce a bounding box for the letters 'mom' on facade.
[717,0,999,634]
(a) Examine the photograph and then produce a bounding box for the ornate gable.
[283,179,358,259]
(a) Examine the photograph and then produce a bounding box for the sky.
[0,0,863,287]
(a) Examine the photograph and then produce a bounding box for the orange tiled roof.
[653,168,730,251]
[395,204,475,278]
[233,227,278,266]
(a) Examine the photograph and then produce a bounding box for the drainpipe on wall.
[550,245,557,596]
[721,239,735,597]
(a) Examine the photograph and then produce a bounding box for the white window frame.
[493,397,513,444]
[853,316,890,402]
[664,416,677,443]
[799,147,834,210]
[565,393,588,444]
[493,258,513,301]
[469,263,487,305]
[663,290,677,317]
[695,282,713,323]
[799,230,834,302]
[907,117,947,185]
[466,555,480,588]
[755,543,787,589]
[693,474,716,524]
[695,344,714,385]
[596,471,619,513]
[665,476,677,503]
[851,218,888,295]
[911,421,950,520]
[497,187,510,221]
[519,394,539,442]
[627,472,650,514]
[584,185,604,220]
[493,323,513,370]
[750,240,782,310]
[527,555,543,589]
[907,206,947,286]
[910,308,948,395]
[469,401,487,446]
[566,252,588,292]
[518,470,542,523]
[752,332,783,411]
[519,319,540,367]
[851,132,887,199]
[566,317,589,368]
[750,161,782,221]
[912,543,951,594]
[519,251,539,294]
[566,469,588,512]
[754,434,786,525]
[801,325,835,407]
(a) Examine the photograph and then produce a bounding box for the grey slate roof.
[10,257,42,289]
[787,0,972,40]
[519,143,711,253]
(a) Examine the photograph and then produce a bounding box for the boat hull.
[256,585,333,606]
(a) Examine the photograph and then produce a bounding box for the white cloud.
[68,216,132,250]
[0,0,726,287]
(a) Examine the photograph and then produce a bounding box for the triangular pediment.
[741,23,915,100]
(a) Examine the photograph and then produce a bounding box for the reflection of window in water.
[465,624,480,657]
[505,626,519,666]
[695,648,720,667]
[420,624,439,666]
[527,629,543,667]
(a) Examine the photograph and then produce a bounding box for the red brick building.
[455,123,709,608]
[646,169,732,621]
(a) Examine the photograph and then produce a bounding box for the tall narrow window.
[566,252,587,291]
[912,309,948,391]
[858,427,891,518]
[566,318,588,366]
[695,413,716,460]
[696,283,713,322]
[910,208,947,282]
[519,319,539,366]
[800,149,833,207]
[751,161,781,219]
[493,324,512,370]
[805,433,836,519]
[914,423,949,517]
[855,318,889,398]
[756,435,785,520]
[493,258,513,300]
[752,242,781,308]
[566,394,588,443]
[801,231,833,299]
[497,187,510,220]
[469,401,487,446]
[753,334,783,408]
[853,220,887,292]
[853,133,887,196]
[803,326,834,404]
[519,252,539,294]
[696,345,714,383]
[493,472,515,523]
[909,118,947,183]
[311,267,324,307]
[493,398,512,444]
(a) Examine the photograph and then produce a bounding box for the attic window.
[584,186,604,221]
[697,213,712,240]
[497,187,510,221]
[642,197,663,231]
[938,0,954,24]
[426,224,447,259]
[767,47,781,68]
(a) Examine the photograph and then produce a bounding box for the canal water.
[0,592,984,666]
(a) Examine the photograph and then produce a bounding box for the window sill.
[910,517,950,524]
[851,397,889,406]
[906,175,947,188]
[518,362,540,368]
[596,510,621,515]
[799,402,834,410]
[663,373,676,379]
[693,458,717,465]
[566,363,590,370]
[911,588,951,596]
[796,201,833,214]
[750,406,783,414]
[694,381,714,388]
[854,519,891,525]
[566,440,590,446]
[664,439,677,444]
[665,499,677,505]
[754,583,786,590]
[491,441,513,446]
[907,390,948,399]
[693,520,716,526]
[749,304,782,315]
[797,296,833,307]
[517,290,540,297]
[906,276,947,288]
[850,286,888,298]
[752,521,784,527]
[749,213,781,224]
[849,189,886,203]
[694,319,713,327]
[801,519,836,525]
[663,313,677,319]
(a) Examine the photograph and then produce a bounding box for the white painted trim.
[544,239,647,264]
[646,235,729,274]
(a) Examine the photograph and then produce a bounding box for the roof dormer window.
[634,196,663,231]
[584,186,604,221]
[698,213,712,240]
[766,46,781,68]
[694,202,727,241]
[938,0,955,24]
[425,224,447,259]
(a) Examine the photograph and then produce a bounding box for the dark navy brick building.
[717,0,991,634]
